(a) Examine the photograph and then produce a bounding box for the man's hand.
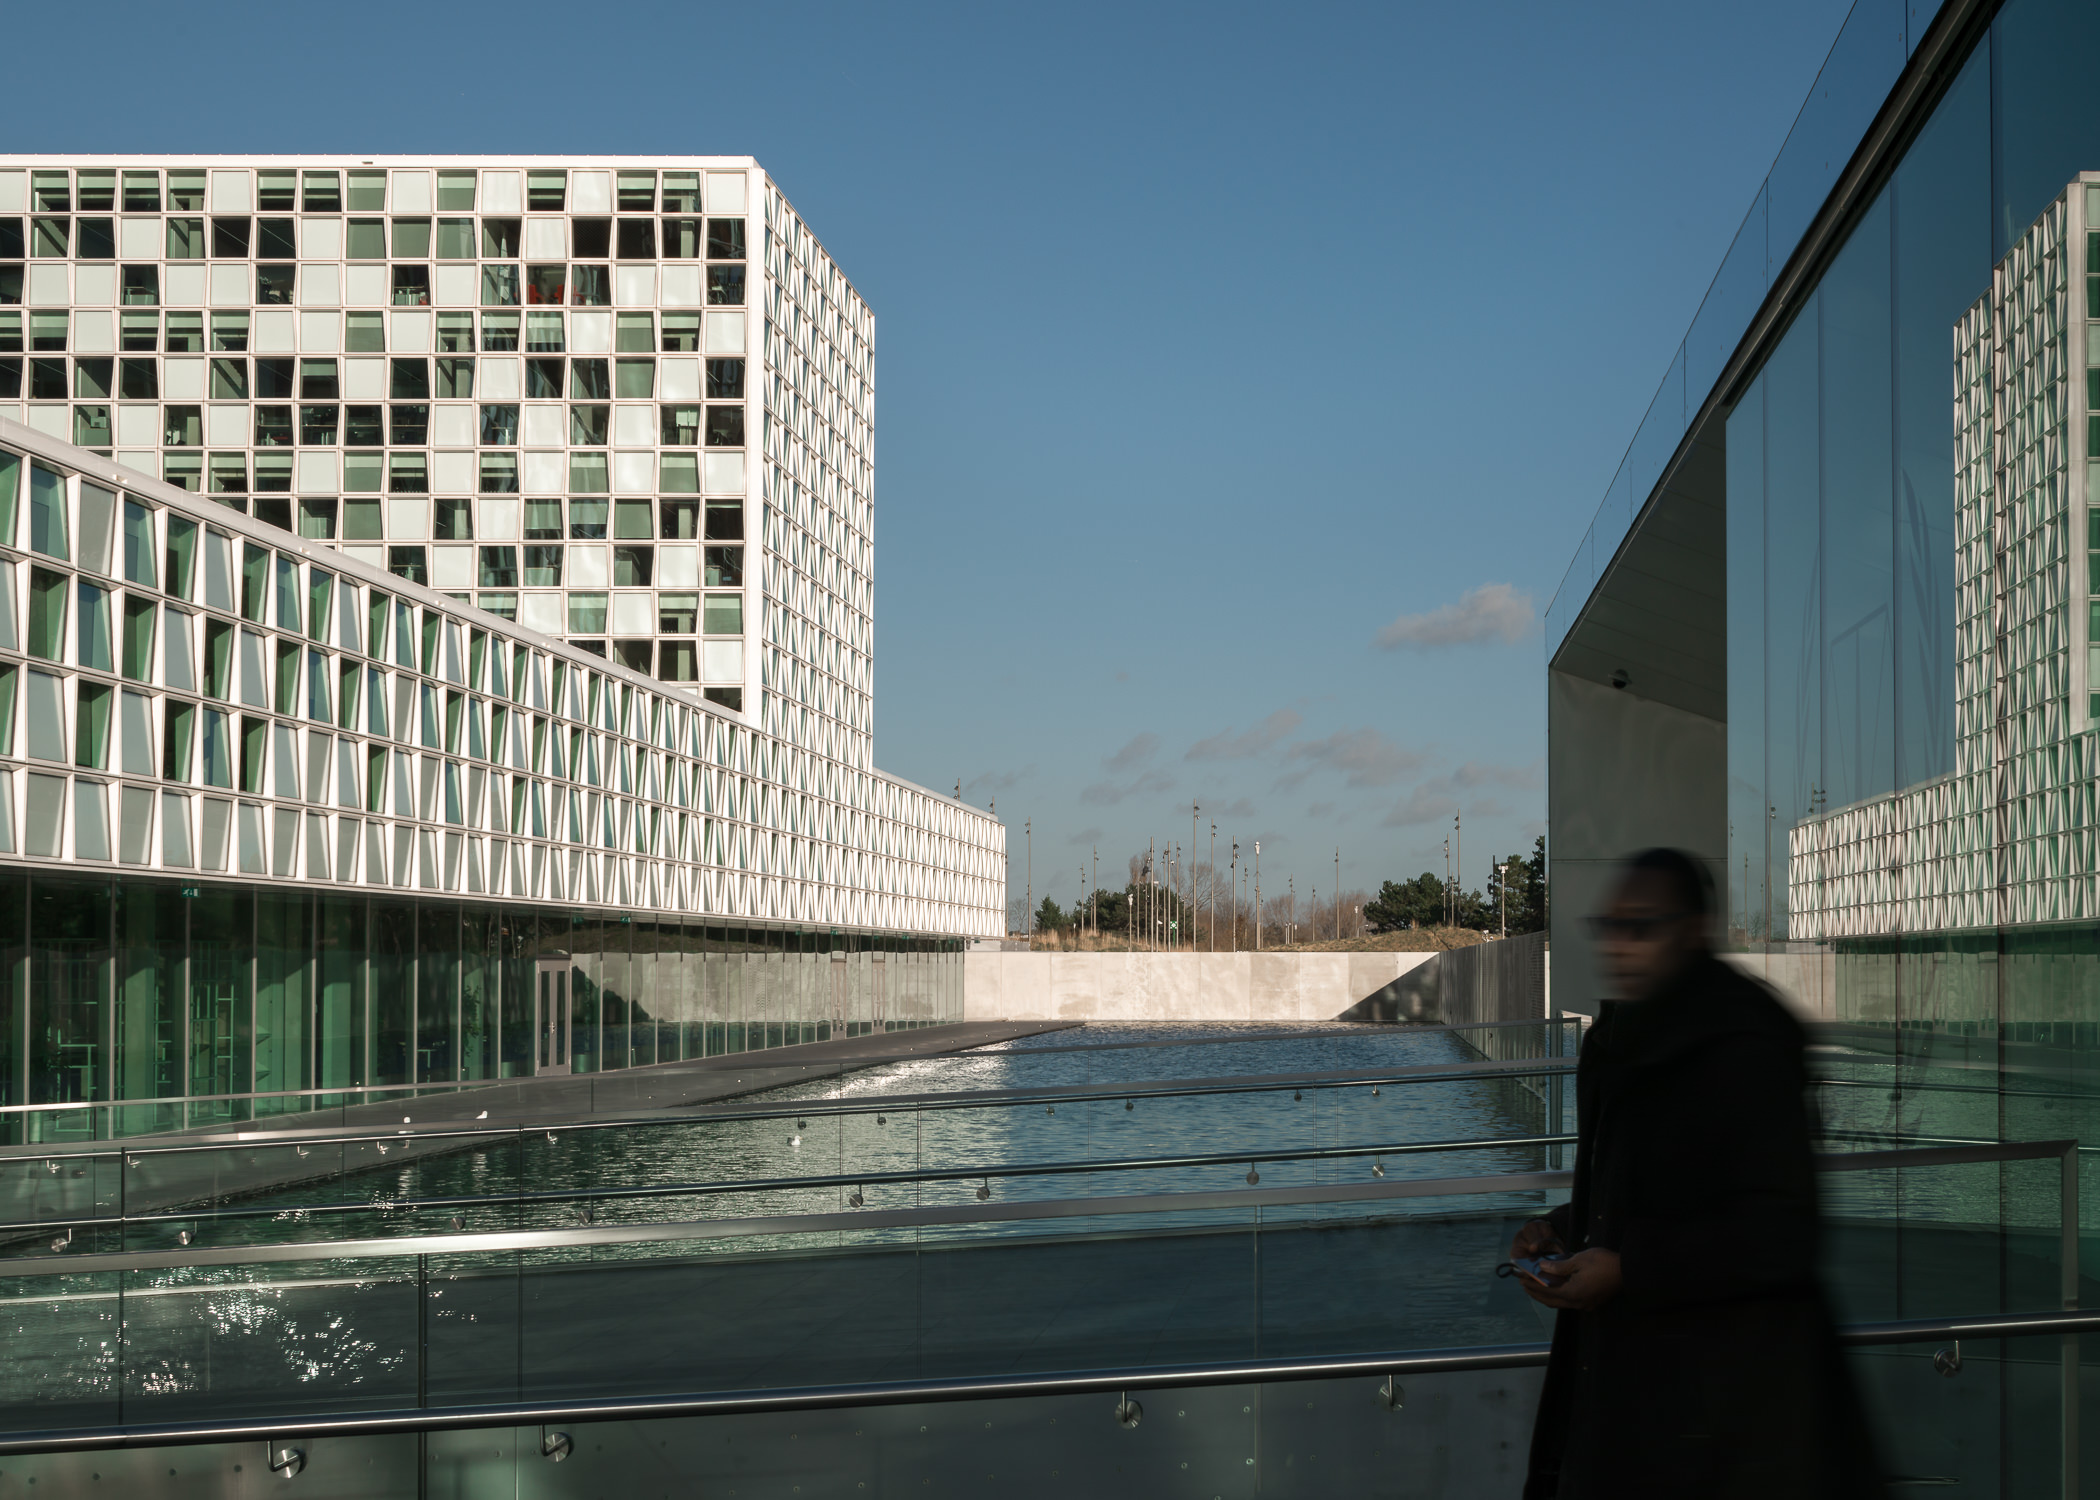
[1509,1217,1563,1262]
[1518,1247,1622,1311]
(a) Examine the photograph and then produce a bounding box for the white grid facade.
[0,334,996,947]
[0,156,993,936]
[0,157,876,744]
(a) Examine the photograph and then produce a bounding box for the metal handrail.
[0,1132,1582,1237]
[935,1016,1580,1059]
[1819,1139,2077,1172]
[2,1137,2077,1276]
[0,1306,2091,1457]
[16,1129,2046,1242]
[1,1167,1582,1275]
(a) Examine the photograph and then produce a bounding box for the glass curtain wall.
[0,864,962,1142]
[1722,1,2100,1209]
[1727,33,1993,942]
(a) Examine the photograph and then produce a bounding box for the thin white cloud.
[1281,728,1429,789]
[1373,583,1533,650]
[1451,759,1541,790]
[1080,768,1177,806]
[1379,760,1540,827]
[1186,709,1302,761]
[1104,733,1162,772]
[1382,785,1461,827]
[964,765,1034,798]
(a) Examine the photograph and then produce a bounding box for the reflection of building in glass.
[1788,180,2098,938]
[1544,5,2100,1037]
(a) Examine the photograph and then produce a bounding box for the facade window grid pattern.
[755,183,874,769]
[0,160,772,703]
[1792,183,2100,938]
[0,423,1004,940]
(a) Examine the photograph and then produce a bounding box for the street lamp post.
[1229,840,1239,952]
[1025,819,1032,943]
[1254,841,1262,952]
[1191,803,1200,953]
[1454,811,1463,930]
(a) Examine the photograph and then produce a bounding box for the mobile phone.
[1512,1254,1567,1283]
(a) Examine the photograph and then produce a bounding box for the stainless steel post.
[2063,1141,2080,1500]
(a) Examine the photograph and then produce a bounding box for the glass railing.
[0,1313,2082,1494]
[0,1164,1572,1434]
[0,1137,2067,1438]
[0,1005,2082,1493]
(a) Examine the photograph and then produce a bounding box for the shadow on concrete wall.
[1335,962,1443,1023]
[1337,932,1547,1026]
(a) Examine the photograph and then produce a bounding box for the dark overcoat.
[1523,955,1884,1499]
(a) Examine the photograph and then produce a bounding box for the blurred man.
[1510,847,1881,1498]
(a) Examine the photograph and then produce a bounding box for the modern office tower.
[0,159,1001,1125]
[0,158,871,749]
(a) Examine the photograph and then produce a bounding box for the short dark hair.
[1622,847,1712,917]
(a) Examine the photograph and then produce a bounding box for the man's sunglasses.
[1585,912,1693,940]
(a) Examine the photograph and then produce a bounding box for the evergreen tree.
[1364,872,1448,931]
[1482,838,1549,934]
[1087,887,1129,934]
[1522,834,1547,932]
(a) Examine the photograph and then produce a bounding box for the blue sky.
[17,0,1854,913]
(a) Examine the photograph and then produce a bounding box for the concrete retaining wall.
[962,950,1438,1023]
